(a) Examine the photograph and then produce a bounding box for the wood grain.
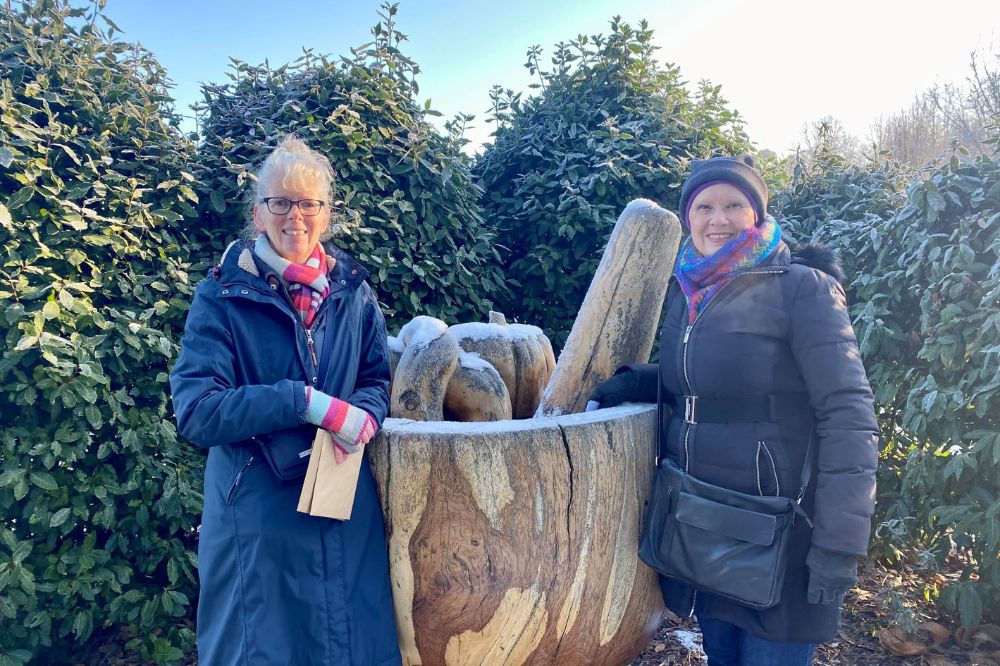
[369,404,664,665]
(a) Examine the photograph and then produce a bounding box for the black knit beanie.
[679,155,768,227]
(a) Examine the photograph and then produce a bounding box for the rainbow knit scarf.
[254,235,330,327]
[675,217,782,324]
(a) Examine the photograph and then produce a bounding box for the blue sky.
[106,0,1000,155]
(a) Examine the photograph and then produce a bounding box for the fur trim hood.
[790,242,844,284]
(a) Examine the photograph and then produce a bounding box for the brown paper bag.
[296,429,322,514]
[296,429,363,520]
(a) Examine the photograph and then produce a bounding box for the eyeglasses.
[259,197,326,216]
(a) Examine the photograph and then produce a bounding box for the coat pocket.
[226,454,256,506]
[755,441,781,497]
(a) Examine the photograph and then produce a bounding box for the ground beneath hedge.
[630,561,1000,666]
[77,562,998,665]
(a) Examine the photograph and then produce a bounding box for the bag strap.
[313,295,345,392]
[315,321,335,385]
[655,362,663,468]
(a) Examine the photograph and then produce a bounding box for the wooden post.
[536,199,681,417]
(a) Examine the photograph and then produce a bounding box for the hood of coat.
[213,239,370,295]
[754,241,844,284]
[789,242,844,283]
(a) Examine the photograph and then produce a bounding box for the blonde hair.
[244,136,337,239]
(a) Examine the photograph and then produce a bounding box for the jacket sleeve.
[789,268,879,557]
[169,283,307,448]
[615,363,659,402]
[346,283,391,426]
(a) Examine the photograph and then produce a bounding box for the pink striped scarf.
[254,235,330,327]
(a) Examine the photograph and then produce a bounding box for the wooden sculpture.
[449,312,556,418]
[370,199,683,665]
[388,313,554,422]
[369,405,664,666]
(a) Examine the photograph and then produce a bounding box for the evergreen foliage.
[473,18,753,348]
[193,4,506,328]
[776,141,1000,628]
[2,3,999,661]
[0,1,202,662]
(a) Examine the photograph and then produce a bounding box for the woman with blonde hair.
[170,136,400,665]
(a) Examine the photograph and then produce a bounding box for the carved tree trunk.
[537,199,682,416]
[368,405,664,666]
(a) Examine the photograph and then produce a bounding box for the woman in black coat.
[589,156,879,666]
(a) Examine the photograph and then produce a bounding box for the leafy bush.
[0,2,202,662]
[772,148,910,283]
[864,145,1000,628]
[193,3,506,327]
[776,143,1000,627]
[473,18,753,349]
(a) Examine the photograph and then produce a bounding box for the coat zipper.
[675,266,786,617]
[681,323,694,471]
[270,279,322,375]
[226,455,255,505]
[679,267,785,466]
[756,440,781,497]
[304,328,318,371]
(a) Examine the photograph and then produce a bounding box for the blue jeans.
[696,615,815,666]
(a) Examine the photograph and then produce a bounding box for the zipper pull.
[226,455,255,505]
[305,328,318,368]
[683,325,693,344]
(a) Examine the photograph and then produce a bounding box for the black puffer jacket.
[626,241,878,643]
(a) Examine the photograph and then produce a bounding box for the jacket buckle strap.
[684,396,697,424]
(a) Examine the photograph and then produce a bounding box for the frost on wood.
[388,313,555,421]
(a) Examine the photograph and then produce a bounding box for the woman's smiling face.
[687,182,757,257]
[252,180,329,264]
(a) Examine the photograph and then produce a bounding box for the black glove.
[806,546,858,604]
[586,368,642,410]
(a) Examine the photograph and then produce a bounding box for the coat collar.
[215,239,369,294]
[760,241,791,271]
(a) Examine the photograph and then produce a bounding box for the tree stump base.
[369,404,664,666]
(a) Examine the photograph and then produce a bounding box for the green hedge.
[0,2,202,663]
[3,3,997,663]
[775,144,1000,627]
[473,18,753,349]
[193,4,506,327]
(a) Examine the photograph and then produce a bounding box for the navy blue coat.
[170,240,401,666]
